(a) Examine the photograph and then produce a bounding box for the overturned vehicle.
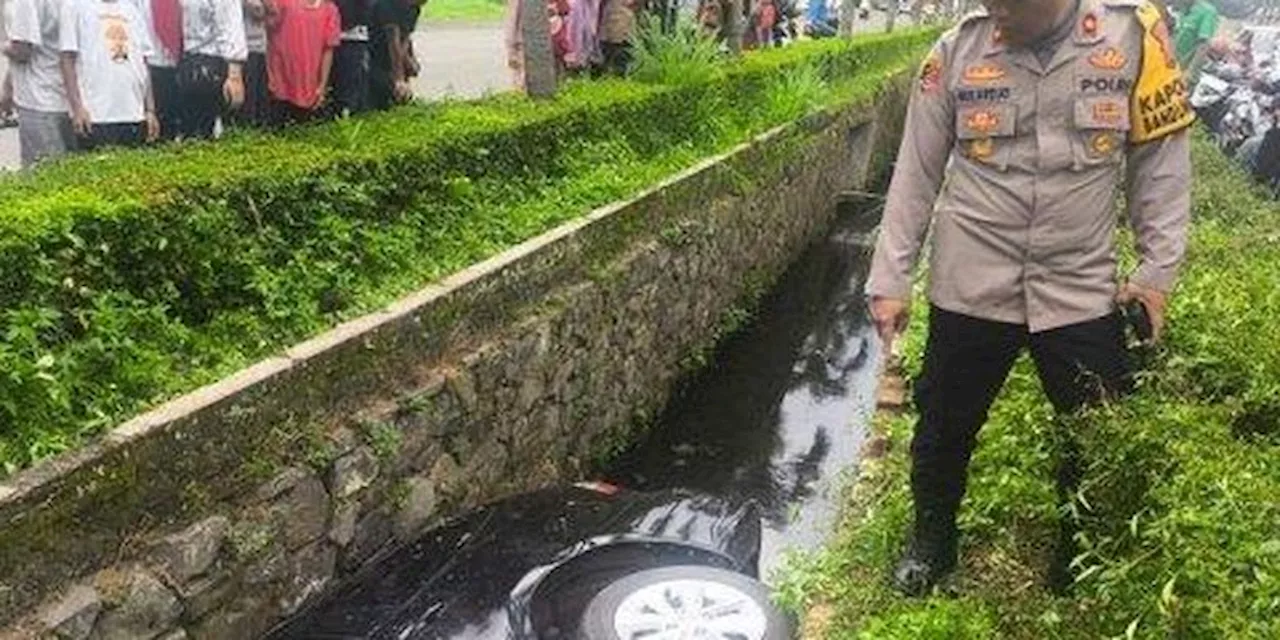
[264,483,792,640]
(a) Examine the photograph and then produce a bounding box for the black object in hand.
[1121,299,1153,345]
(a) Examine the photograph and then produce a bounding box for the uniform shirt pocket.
[1072,96,1131,168]
[955,103,1017,170]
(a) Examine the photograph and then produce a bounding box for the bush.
[777,131,1280,638]
[0,31,937,476]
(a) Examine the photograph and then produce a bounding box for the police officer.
[866,0,1193,595]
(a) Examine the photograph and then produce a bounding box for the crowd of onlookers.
[504,0,811,85]
[1179,0,1280,189]
[504,0,638,86]
[1,0,428,168]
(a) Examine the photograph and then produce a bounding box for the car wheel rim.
[611,578,769,640]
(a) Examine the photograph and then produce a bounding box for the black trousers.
[150,65,181,141]
[232,52,270,128]
[176,53,228,140]
[369,65,395,111]
[78,122,146,151]
[910,306,1134,527]
[332,40,371,116]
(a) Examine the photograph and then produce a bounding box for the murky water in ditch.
[602,202,885,579]
[260,203,886,639]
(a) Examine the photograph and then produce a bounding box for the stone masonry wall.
[0,75,912,640]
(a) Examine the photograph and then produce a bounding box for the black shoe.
[892,530,958,597]
[1048,520,1080,595]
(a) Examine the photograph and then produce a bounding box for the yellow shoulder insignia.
[1129,0,1196,143]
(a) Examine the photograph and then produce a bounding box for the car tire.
[578,566,791,640]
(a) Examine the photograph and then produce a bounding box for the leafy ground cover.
[0,31,936,476]
[775,132,1280,639]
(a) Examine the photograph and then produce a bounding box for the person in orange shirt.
[263,0,340,125]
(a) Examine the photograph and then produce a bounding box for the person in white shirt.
[59,0,161,150]
[139,0,247,140]
[161,0,247,139]
[3,0,73,167]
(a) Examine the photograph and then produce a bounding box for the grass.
[422,0,506,24]
[774,131,1280,639]
[0,32,937,477]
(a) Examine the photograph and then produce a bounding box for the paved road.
[415,22,511,100]
[0,23,511,170]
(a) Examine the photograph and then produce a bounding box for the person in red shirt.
[265,0,340,126]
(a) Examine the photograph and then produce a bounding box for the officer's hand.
[1117,283,1168,343]
[870,296,910,355]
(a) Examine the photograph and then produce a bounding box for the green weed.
[632,15,725,86]
[359,419,404,462]
[779,131,1280,638]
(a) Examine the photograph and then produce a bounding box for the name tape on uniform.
[957,87,1012,102]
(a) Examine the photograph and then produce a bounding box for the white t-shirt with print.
[5,0,67,113]
[60,0,154,123]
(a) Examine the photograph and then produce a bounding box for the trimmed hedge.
[0,31,937,475]
[777,132,1280,639]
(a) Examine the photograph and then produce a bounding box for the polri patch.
[920,53,943,93]
[1080,77,1132,93]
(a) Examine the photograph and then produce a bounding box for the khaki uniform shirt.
[867,0,1194,333]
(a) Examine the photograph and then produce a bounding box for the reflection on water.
[603,207,883,578]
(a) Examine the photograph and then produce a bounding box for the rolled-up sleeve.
[866,40,956,300]
[217,0,248,61]
[1125,127,1191,292]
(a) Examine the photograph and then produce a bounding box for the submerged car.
[264,483,792,640]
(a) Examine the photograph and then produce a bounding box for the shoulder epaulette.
[956,8,992,27]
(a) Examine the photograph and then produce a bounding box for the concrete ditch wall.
[0,76,911,640]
